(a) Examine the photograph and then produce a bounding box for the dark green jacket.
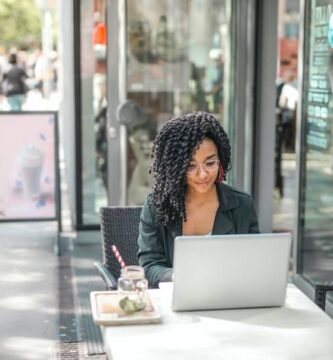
[138,183,259,288]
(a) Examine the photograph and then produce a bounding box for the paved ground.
[0,222,59,360]
[0,222,106,360]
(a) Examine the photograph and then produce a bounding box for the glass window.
[297,0,333,282]
[79,0,108,225]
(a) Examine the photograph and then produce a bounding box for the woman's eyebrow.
[190,154,218,162]
[206,154,218,160]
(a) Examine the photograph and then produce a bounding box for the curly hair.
[150,111,231,225]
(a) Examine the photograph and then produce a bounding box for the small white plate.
[90,291,161,326]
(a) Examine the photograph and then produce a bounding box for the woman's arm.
[138,195,173,288]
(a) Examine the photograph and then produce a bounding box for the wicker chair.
[95,206,143,290]
[313,280,333,311]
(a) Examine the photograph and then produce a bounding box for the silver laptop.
[172,233,291,311]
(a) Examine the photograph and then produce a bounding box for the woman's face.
[186,138,219,195]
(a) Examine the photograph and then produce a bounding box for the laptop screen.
[172,233,292,311]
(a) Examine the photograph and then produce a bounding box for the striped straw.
[111,245,126,268]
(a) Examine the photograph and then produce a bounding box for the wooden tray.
[90,291,161,326]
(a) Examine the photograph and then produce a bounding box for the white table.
[101,284,333,360]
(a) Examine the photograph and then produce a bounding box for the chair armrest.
[314,281,333,311]
[94,261,117,290]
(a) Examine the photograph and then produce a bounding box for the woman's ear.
[216,165,224,183]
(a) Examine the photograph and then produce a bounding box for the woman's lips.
[196,181,210,186]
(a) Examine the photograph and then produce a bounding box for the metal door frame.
[252,0,279,232]
[106,0,127,205]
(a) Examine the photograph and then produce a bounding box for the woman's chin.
[191,182,214,193]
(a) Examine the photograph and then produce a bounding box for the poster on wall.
[0,112,59,221]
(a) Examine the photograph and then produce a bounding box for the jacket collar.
[212,183,239,234]
[167,183,239,237]
[216,183,239,210]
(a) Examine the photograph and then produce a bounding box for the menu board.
[305,0,333,151]
[0,112,59,221]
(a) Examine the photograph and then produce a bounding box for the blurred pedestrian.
[34,49,48,96]
[207,49,224,114]
[0,47,8,107]
[278,71,298,152]
[2,53,28,111]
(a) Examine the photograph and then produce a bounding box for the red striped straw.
[111,245,126,268]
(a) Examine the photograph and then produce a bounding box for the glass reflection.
[126,0,230,204]
[298,0,333,282]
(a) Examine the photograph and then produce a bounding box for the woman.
[138,111,259,288]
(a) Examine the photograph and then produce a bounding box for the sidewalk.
[0,222,59,360]
[0,89,59,111]
[0,221,106,360]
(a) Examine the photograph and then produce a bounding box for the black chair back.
[100,206,143,281]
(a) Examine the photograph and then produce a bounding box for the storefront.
[72,0,277,230]
[57,0,332,314]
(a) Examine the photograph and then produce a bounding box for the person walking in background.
[33,49,48,97]
[0,47,9,108]
[278,71,298,152]
[207,49,224,113]
[2,53,28,111]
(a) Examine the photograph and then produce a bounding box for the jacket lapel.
[212,183,239,234]
[166,220,182,265]
[212,207,234,234]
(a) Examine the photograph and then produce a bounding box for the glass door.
[106,0,255,205]
[106,0,255,206]
[124,0,231,204]
[294,0,333,283]
[75,0,255,226]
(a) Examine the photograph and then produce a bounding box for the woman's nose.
[197,164,209,177]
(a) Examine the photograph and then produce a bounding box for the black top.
[2,65,27,96]
[138,183,260,288]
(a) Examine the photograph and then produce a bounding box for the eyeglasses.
[187,160,220,174]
